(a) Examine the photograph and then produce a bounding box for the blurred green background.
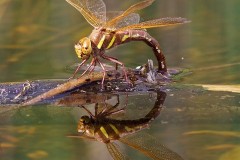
[0,0,239,84]
[0,0,240,160]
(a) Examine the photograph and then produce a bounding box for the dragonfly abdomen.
[121,30,168,73]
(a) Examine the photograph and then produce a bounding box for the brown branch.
[22,72,110,106]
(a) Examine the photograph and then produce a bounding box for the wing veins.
[105,0,154,28]
[117,17,190,31]
[66,0,104,27]
[107,143,127,160]
[120,133,184,160]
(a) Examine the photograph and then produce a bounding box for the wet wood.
[22,72,109,106]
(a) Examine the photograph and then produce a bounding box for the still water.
[0,0,240,160]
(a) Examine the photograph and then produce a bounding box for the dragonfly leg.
[69,59,88,80]
[95,103,99,117]
[79,105,95,118]
[100,54,130,83]
[88,57,97,75]
[96,58,106,90]
[97,103,108,117]
[102,55,119,70]
[79,57,96,77]
[96,95,125,117]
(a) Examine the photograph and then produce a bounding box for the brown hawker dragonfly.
[66,0,190,88]
[68,91,184,160]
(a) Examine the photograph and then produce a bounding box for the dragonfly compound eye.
[80,116,91,124]
[78,116,92,133]
[75,37,92,60]
[82,38,92,53]
[74,37,92,60]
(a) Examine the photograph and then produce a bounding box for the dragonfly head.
[75,37,92,60]
[78,115,94,136]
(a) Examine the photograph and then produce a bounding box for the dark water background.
[0,0,240,160]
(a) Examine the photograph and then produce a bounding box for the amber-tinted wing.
[66,0,106,27]
[120,133,184,160]
[104,0,154,28]
[106,143,128,160]
[117,17,190,31]
[106,12,140,30]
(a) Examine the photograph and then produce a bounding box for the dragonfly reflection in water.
[66,0,190,88]
[69,91,183,160]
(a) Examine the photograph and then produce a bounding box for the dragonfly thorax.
[74,37,92,60]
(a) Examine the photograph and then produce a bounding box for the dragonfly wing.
[114,13,140,29]
[104,0,154,28]
[66,0,106,27]
[106,12,140,29]
[120,133,184,160]
[117,17,190,31]
[85,0,106,23]
[106,143,129,160]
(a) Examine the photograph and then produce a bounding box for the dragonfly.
[66,0,190,88]
[68,91,184,160]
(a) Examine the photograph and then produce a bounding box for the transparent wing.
[115,13,140,29]
[106,143,128,160]
[85,0,106,22]
[104,0,154,28]
[106,12,140,29]
[66,0,106,27]
[117,17,190,31]
[120,133,184,160]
